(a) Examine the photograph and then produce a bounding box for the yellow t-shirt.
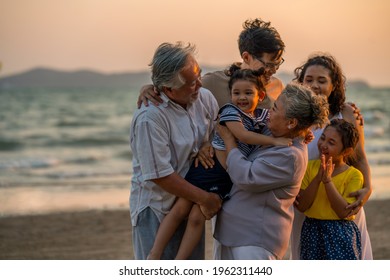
[301,159,363,220]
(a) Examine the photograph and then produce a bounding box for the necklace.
[332,163,349,177]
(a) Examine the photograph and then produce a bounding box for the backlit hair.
[325,119,359,150]
[282,83,329,131]
[293,53,346,116]
[227,64,266,94]
[238,18,285,60]
[149,42,196,91]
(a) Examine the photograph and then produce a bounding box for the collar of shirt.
[159,92,194,110]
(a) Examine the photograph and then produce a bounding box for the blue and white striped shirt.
[212,103,269,157]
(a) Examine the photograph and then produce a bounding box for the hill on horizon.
[0,66,372,90]
[0,67,152,90]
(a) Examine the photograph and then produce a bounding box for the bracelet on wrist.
[323,179,332,184]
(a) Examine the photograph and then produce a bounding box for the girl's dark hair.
[325,119,359,151]
[293,54,346,116]
[227,64,266,93]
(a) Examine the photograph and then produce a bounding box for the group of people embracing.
[129,18,372,260]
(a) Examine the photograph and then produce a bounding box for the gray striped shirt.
[130,87,219,225]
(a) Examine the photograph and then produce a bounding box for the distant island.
[0,68,152,90]
[0,67,371,90]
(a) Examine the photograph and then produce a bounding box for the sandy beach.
[0,198,389,260]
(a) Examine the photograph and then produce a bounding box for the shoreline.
[1,172,389,217]
[0,199,389,260]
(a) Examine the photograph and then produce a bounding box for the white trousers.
[214,243,277,260]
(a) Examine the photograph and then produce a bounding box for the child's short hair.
[326,119,360,150]
[227,65,266,93]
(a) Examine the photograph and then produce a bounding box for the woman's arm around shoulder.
[341,104,372,215]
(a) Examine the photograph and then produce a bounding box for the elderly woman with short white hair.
[214,83,329,260]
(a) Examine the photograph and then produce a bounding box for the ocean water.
[0,88,138,216]
[0,86,389,216]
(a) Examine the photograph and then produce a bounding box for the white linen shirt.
[130,87,218,225]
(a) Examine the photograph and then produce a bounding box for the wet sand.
[0,199,389,260]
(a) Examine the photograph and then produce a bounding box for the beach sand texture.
[0,199,389,260]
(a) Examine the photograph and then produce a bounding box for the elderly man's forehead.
[186,55,200,71]
[181,56,201,76]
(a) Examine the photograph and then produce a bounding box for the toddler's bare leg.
[147,198,193,259]
[175,204,205,260]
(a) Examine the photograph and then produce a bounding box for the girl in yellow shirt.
[296,119,364,259]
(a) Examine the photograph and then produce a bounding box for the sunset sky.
[1,0,389,86]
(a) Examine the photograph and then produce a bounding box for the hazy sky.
[1,0,390,86]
